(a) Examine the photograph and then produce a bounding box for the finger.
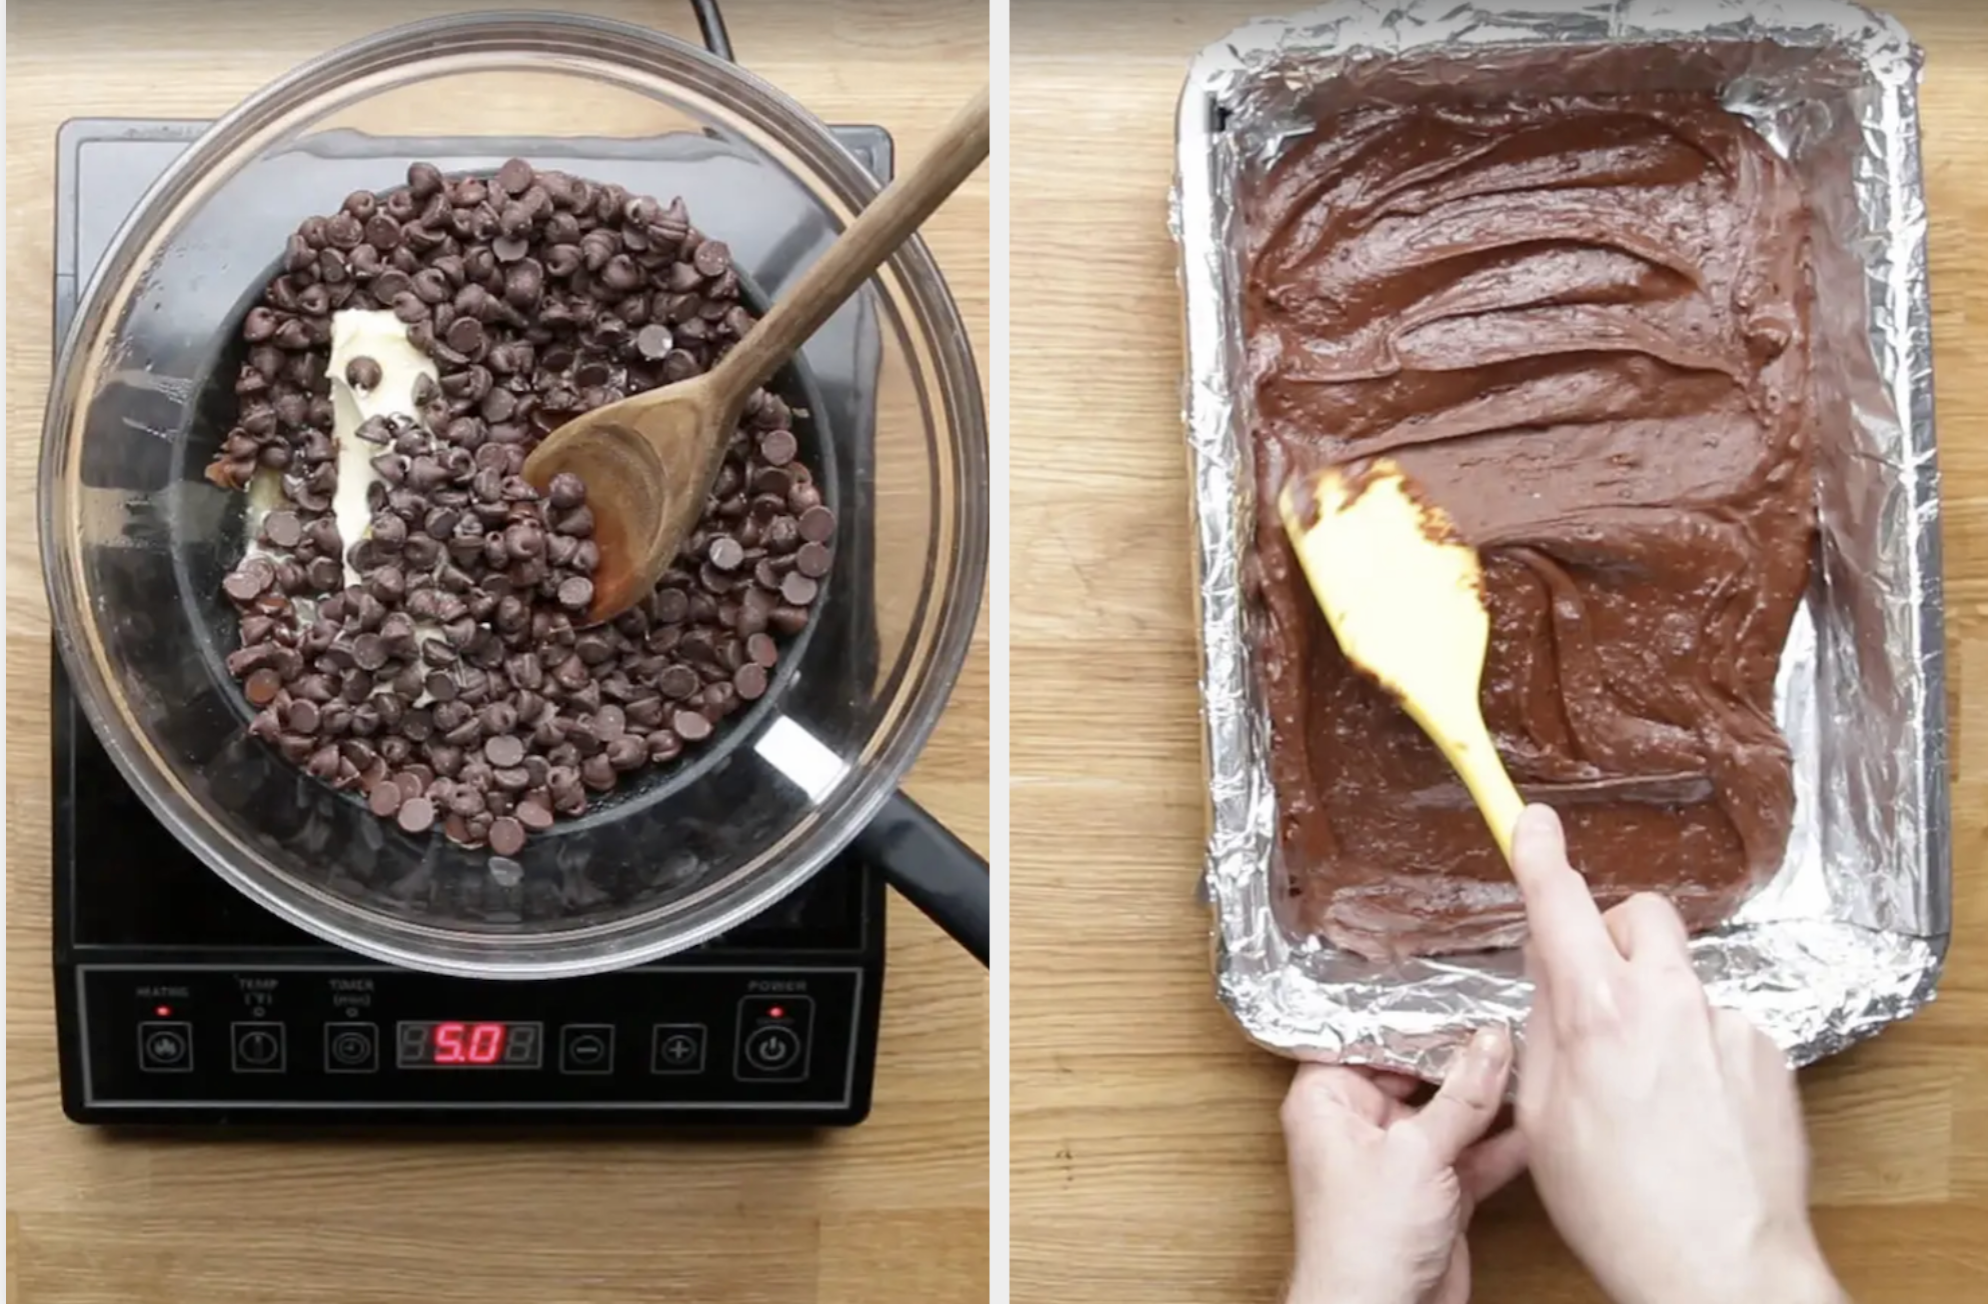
[1283,1062,1390,1132]
[1354,1068,1428,1102]
[1602,892,1692,966]
[1510,811,1622,1033]
[1510,805,1616,978]
[1457,1127,1529,1203]
[1406,1025,1513,1162]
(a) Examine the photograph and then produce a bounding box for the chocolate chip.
[285,699,321,734]
[798,505,835,543]
[674,710,714,742]
[581,754,617,791]
[795,541,832,578]
[446,316,486,355]
[659,664,700,699]
[780,573,819,606]
[692,240,731,277]
[653,589,690,624]
[734,662,769,700]
[488,816,527,856]
[484,734,526,768]
[760,429,798,465]
[262,510,303,549]
[345,356,383,390]
[223,558,275,603]
[557,576,594,611]
[396,795,437,834]
[369,781,404,817]
[634,322,673,359]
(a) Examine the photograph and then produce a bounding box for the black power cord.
[691,0,735,62]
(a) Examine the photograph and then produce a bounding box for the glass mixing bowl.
[39,12,986,977]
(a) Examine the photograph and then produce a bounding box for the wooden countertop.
[3,3,989,1302]
[1011,2,1988,1301]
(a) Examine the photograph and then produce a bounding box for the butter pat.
[327,309,438,588]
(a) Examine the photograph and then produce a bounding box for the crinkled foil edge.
[1173,0,1950,1076]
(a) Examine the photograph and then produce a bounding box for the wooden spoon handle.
[710,82,990,397]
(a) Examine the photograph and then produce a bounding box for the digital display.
[396,1021,543,1068]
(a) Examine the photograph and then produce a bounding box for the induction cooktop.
[51,81,895,1126]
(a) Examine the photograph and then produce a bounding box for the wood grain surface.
[4,3,989,1302]
[1011,3,1988,1301]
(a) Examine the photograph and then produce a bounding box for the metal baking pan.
[1175,0,1949,1076]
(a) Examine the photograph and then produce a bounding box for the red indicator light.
[769,1006,785,1020]
[154,1005,173,1018]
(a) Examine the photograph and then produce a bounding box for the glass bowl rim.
[38,9,989,977]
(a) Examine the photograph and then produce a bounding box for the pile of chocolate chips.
[209,159,836,856]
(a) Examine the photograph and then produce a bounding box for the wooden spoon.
[523,83,991,624]
[1276,457,1525,862]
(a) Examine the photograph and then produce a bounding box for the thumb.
[1406,1025,1512,1163]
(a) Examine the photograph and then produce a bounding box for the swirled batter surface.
[1244,96,1816,960]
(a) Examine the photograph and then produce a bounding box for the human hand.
[1510,804,1848,1304]
[1281,1027,1526,1304]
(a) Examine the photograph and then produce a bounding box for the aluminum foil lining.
[1175,0,1950,1077]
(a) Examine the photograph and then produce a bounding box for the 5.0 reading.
[396,1020,543,1068]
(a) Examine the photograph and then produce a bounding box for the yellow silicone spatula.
[1276,457,1525,863]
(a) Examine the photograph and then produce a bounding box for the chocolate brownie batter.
[1243,96,1816,960]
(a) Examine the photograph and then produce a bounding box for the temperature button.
[137,1021,194,1073]
[324,1022,379,1073]
[231,1021,287,1074]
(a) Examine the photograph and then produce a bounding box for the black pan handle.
[682,2,986,963]
[856,791,990,966]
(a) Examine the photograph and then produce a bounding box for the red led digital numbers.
[467,1023,504,1064]
[432,1022,507,1064]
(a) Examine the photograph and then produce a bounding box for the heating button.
[137,1021,194,1073]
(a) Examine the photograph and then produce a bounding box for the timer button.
[137,1021,194,1073]
[231,1021,287,1074]
[560,1024,615,1075]
[324,1022,379,1073]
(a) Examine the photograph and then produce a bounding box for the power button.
[744,1025,802,1073]
[734,996,813,1082]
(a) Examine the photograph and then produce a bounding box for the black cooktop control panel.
[74,963,865,1117]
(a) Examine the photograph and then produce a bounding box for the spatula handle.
[712,83,990,397]
[1446,716,1526,865]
